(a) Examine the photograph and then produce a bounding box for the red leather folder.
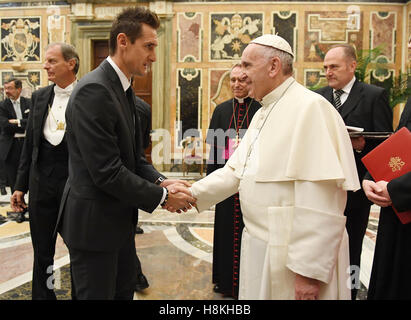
[361,127,411,224]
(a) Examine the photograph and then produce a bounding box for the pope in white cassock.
[190,35,360,300]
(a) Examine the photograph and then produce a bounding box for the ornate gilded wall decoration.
[370,12,396,63]
[304,69,327,88]
[178,12,202,62]
[1,17,41,62]
[272,11,297,60]
[305,11,363,62]
[209,12,263,61]
[177,68,202,143]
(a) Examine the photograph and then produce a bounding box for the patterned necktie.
[333,89,344,110]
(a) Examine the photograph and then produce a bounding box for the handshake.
[159,179,197,213]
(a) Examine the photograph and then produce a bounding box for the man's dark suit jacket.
[58,60,165,252]
[0,96,31,161]
[135,96,151,150]
[14,85,57,194]
[316,80,393,197]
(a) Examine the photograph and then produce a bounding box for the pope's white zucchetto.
[250,34,294,57]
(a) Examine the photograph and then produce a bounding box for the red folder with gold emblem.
[361,127,411,224]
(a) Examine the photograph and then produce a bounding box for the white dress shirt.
[43,81,76,146]
[333,76,356,106]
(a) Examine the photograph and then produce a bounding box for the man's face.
[241,44,271,101]
[4,81,21,100]
[323,47,356,90]
[43,45,74,85]
[230,67,250,99]
[124,23,158,77]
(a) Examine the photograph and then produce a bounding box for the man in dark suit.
[57,7,195,300]
[0,79,31,197]
[316,44,393,299]
[10,43,79,299]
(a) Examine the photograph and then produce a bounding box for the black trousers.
[68,233,137,300]
[0,158,7,188]
[344,194,372,300]
[29,170,67,300]
[4,138,24,192]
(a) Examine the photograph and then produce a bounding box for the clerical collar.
[260,77,295,108]
[235,96,249,104]
[333,76,356,96]
[107,56,131,92]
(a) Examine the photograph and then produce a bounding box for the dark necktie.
[333,89,344,110]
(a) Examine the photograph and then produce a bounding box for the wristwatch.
[155,177,165,185]
[160,188,169,206]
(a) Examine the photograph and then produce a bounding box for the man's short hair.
[4,78,22,89]
[45,42,80,74]
[109,6,160,55]
[329,44,357,62]
[260,46,294,76]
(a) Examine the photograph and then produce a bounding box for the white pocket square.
[24,109,30,113]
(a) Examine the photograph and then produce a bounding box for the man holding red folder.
[316,44,393,300]
[363,96,411,299]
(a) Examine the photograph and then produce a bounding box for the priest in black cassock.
[206,64,261,298]
[363,96,411,300]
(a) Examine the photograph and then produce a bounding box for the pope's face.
[323,47,356,90]
[241,44,271,101]
[124,23,158,77]
[230,67,250,99]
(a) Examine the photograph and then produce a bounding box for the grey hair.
[45,42,80,74]
[260,45,293,75]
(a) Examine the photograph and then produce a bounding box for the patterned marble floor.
[0,186,379,300]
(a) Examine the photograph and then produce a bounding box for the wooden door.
[92,40,153,162]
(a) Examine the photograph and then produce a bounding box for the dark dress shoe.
[15,212,26,223]
[135,226,144,234]
[135,274,149,292]
[0,187,6,195]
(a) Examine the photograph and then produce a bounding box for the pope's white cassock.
[191,77,360,300]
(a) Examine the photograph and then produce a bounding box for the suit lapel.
[100,60,138,159]
[34,85,54,145]
[5,99,17,119]
[340,80,363,119]
[323,87,334,105]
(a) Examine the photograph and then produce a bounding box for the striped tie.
[333,89,344,110]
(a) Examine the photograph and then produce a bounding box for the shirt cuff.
[158,187,167,207]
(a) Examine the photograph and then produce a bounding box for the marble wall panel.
[47,6,66,44]
[272,11,297,59]
[209,68,230,116]
[370,12,396,63]
[305,11,363,62]
[177,12,202,62]
[177,68,202,143]
[209,12,263,61]
[1,17,41,62]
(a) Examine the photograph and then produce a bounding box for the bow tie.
[54,85,73,97]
